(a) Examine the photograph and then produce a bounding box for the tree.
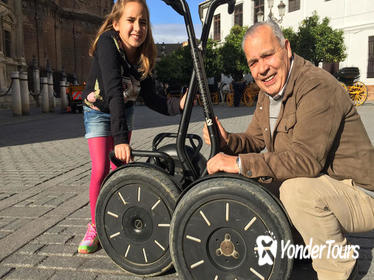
[204,39,223,83]
[219,25,249,81]
[282,27,297,51]
[155,45,192,87]
[287,12,346,66]
[156,39,223,87]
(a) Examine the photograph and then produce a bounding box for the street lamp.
[257,8,264,23]
[257,0,286,23]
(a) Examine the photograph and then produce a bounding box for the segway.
[163,1,294,279]
[96,0,294,278]
[94,0,219,274]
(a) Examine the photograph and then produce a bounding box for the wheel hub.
[122,206,153,242]
[134,218,144,231]
[216,234,239,259]
[208,228,246,270]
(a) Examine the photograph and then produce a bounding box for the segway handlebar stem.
[172,0,235,180]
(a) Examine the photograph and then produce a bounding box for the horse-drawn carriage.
[335,67,368,106]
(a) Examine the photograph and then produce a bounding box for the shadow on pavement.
[0,111,85,147]
[134,104,256,130]
[0,105,255,147]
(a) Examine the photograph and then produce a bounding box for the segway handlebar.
[152,133,203,155]
[109,150,175,175]
[162,0,236,180]
[227,0,235,14]
[162,0,235,18]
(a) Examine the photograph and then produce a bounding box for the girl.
[78,0,186,254]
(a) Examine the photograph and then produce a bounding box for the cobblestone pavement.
[0,102,373,280]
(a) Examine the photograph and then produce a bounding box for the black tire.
[170,176,293,280]
[96,164,180,276]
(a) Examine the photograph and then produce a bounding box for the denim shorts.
[83,106,134,139]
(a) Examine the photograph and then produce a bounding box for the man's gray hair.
[242,19,286,50]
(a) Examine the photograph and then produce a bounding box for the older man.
[203,20,374,280]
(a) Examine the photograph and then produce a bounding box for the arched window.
[214,14,221,41]
[289,0,300,12]
[3,30,11,57]
[368,36,374,78]
[234,4,243,26]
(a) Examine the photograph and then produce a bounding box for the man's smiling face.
[244,25,292,96]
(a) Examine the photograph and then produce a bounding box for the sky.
[112,0,203,43]
[147,0,203,43]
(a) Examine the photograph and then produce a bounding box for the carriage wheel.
[339,82,348,93]
[96,165,180,276]
[243,90,254,107]
[226,92,234,107]
[348,81,368,106]
[170,177,293,280]
[212,92,220,105]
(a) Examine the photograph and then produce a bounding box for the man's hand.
[203,116,229,147]
[114,143,133,163]
[207,153,239,174]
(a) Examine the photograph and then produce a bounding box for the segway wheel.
[170,177,293,280]
[96,165,180,276]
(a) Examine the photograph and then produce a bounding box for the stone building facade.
[0,0,112,94]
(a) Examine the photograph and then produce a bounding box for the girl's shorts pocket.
[83,106,111,138]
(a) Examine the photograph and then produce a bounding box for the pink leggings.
[87,133,131,224]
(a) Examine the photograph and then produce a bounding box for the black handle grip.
[109,150,175,175]
[228,0,236,14]
[162,0,184,16]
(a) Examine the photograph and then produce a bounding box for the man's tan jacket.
[225,54,374,191]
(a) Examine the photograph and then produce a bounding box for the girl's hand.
[114,143,133,163]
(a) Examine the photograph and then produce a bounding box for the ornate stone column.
[15,0,26,67]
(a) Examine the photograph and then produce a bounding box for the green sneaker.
[78,223,99,254]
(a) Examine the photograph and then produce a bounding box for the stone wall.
[21,0,112,83]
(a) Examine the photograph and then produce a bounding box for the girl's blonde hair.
[89,0,157,78]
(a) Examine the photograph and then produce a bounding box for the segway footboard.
[96,163,180,276]
[170,175,293,280]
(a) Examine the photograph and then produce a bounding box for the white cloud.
[151,23,202,44]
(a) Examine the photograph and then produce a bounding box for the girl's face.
[113,1,148,55]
